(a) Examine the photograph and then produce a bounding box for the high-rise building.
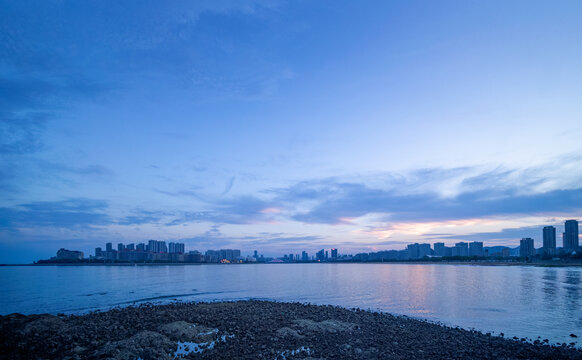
[331,248,338,259]
[207,249,241,261]
[301,251,309,262]
[418,243,431,258]
[564,220,579,251]
[407,243,419,259]
[106,242,113,252]
[469,242,484,257]
[205,250,220,262]
[95,247,102,257]
[117,243,125,252]
[433,242,445,256]
[453,242,468,257]
[406,243,431,259]
[520,238,535,257]
[316,249,325,261]
[136,243,145,251]
[542,226,556,255]
[148,240,157,252]
[169,242,184,253]
[126,243,135,251]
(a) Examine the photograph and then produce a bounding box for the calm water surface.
[1,263,581,345]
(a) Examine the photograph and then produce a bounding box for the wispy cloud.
[117,210,165,226]
[271,160,582,225]
[0,198,111,229]
[0,112,49,155]
[166,195,277,225]
[221,176,236,196]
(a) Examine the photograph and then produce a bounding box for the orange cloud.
[365,218,500,239]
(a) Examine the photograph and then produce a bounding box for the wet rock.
[158,321,216,342]
[293,319,355,333]
[22,314,65,336]
[2,300,582,360]
[95,330,174,360]
[276,327,304,339]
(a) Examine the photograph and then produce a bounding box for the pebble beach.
[1,300,581,359]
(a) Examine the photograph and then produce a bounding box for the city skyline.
[38,219,579,264]
[2,1,582,264]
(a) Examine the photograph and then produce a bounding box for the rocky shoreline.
[1,300,581,359]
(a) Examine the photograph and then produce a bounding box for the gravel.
[1,300,581,359]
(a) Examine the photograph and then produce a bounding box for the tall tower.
[564,220,579,251]
[520,238,535,258]
[542,226,556,255]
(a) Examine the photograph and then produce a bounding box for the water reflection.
[519,267,536,306]
[2,264,582,346]
[564,270,581,311]
[542,268,558,305]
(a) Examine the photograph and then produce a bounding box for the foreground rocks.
[1,300,581,359]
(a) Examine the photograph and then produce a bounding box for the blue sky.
[1,0,582,263]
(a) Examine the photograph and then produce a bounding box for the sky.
[1,0,582,263]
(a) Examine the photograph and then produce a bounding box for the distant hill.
[484,246,520,256]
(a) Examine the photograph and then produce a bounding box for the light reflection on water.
[1,263,581,345]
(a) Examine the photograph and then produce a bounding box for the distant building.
[331,248,338,259]
[56,248,84,260]
[502,247,510,257]
[147,240,168,253]
[136,243,145,251]
[106,242,113,252]
[202,249,241,262]
[126,243,135,251]
[418,243,431,258]
[407,243,419,259]
[406,243,431,259]
[316,249,325,261]
[542,226,556,255]
[301,251,309,262]
[205,250,219,262]
[433,242,445,257]
[187,250,204,262]
[520,238,535,258]
[564,220,579,252]
[117,243,125,252]
[453,242,468,257]
[469,242,484,257]
[94,247,102,257]
[169,242,185,254]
